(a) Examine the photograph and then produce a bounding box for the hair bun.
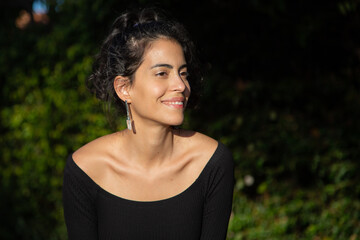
[87,7,202,118]
[111,8,164,34]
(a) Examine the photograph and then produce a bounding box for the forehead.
[142,38,185,65]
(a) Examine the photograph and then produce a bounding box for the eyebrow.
[150,63,187,70]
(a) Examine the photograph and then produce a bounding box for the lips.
[161,97,185,108]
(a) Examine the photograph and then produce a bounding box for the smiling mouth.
[162,101,184,108]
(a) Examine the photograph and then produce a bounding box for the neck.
[124,122,176,168]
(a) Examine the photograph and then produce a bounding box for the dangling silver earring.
[125,100,132,130]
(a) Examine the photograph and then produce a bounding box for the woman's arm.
[62,155,98,240]
[200,145,235,240]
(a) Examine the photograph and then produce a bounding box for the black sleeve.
[200,145,235,240]
[62,155,98,240]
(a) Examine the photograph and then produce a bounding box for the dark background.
[1,0,359,239]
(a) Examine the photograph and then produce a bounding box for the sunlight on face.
[128,38,191,127]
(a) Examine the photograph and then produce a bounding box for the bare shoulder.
[176,129,218,148]
[177,130,234,176]
[73,133,116,161]
[175,129,219,161]
[72,132,121,181]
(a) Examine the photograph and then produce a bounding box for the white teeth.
[167,101,183,105]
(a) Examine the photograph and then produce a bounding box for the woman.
[63,7,234,240]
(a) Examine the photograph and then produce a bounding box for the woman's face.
[128,38,191,127]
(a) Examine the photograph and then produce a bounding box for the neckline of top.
[67,141,225,205]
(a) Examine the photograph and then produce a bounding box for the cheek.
[134,82,167,101]
[152,84,167,97]
[148,81,170,99]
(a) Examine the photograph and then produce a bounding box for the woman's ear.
[114,76,131,102]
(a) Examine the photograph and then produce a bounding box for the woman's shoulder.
[73,133,114,158]
[175,130,233,185]
[175,129,218,148]
[176,129,233,167]
[174,129,220,169]
[71,132,121,182]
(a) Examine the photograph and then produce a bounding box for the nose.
[172,72,186,92]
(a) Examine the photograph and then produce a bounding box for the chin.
[163,117,184,127]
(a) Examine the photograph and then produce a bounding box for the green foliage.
[0,1,113,239]
[1,0,359,239]
[197,75,360,239]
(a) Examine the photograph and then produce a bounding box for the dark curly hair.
[87,7,203,116]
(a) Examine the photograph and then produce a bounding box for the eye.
[155,71,168,77]
[180,71,189,80]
